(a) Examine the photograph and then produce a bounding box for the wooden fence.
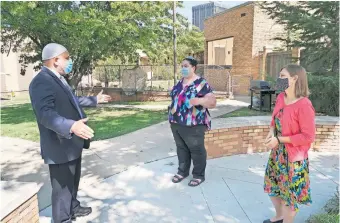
[259,47,299,80]
[265,51,292,78]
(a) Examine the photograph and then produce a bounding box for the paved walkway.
[39,151,339,223]
[3,97,338,222]
[0,99,249,210]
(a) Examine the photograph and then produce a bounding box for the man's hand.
[70,118,94,140]
[97,90,111,104]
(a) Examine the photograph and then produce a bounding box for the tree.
[260,1,339,73]
[1,1,177,87]
[148,14,205,65]
[93,57,124,88]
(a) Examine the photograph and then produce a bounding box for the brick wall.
[1,194,39,223]
[77,87,227,102]
[313,125,340,152]
[230,75,252,95]
[205,124,339,159]
[204,68,230,92]
[205,3,255,89]
[77,87,170,102]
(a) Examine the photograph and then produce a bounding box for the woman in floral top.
[263,64,315,223]
[169,56,216,187]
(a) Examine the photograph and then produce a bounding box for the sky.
[178,1,247,23]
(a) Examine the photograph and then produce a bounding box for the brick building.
[1,47,37,93]
[204,2,286,95]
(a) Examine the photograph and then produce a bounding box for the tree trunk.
[332,58,339,73]
[69,59,92,91]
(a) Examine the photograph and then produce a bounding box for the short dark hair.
[183,56,198,71]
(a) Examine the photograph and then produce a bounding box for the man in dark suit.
[29,43,111,223]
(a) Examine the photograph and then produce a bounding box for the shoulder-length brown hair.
[282,64,310,98]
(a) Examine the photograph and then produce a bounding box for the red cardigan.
[270,92,316,162]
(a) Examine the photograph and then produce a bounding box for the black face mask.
[275,78,289,92]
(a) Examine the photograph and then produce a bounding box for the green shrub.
[306,188,339,223]
[324,188,339,215]
[307,72,339,116]
[265,75,277,88]
[307,214,339,223]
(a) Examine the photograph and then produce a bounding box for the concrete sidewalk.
[39,151,339,223]
[1,99,249,210]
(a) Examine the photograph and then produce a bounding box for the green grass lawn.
[0,103,168,142]
[219,107,272,118]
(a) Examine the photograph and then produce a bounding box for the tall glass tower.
[192,2,227,31]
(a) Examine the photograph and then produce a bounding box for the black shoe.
[72,206,92,219]
[263,219,283,223]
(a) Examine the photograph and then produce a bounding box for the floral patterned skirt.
[264,144,312,211]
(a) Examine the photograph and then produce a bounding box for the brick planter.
[77,87,228,103]
[1,182,40,223]
[205,116,339,159]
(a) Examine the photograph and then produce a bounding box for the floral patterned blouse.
[168,77,213,130]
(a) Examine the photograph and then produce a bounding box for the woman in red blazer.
[263,64,316,223]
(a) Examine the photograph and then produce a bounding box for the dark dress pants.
[48,157,82,223]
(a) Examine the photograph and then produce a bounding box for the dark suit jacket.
[29,67,97,164]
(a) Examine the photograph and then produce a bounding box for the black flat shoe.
[72,206,92,219]
[263,219,283,223]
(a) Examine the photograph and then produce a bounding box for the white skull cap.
[42,43,68,60]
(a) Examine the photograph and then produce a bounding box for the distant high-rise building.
[192,2,227,31]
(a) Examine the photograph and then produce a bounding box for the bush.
[324,187,339,214]
[307,72,339,116]
[307,214,339,223]
[307,188,339,223]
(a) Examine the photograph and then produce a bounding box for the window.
[241,13,246,17]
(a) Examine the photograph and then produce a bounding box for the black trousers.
[170,124,207,180]
[49,157,82,223]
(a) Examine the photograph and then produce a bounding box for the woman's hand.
[191,93,216,108]
[265,127,275,142]
[264,136,279,149]
[265,130,274,143]
[190,98,201,106]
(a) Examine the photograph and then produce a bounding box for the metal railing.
[89,64,233,93]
